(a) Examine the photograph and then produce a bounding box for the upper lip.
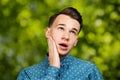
[59,43,68,47]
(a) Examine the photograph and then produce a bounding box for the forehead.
[52,14,80,30]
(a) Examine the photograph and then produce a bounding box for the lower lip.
[59,45,68,50]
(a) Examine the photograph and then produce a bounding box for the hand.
[47,36,60,68]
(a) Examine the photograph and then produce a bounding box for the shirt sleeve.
[89,64,104,80]
[17,69,31,80]
[17,66,59,80]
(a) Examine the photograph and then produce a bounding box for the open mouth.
[59,43,68,48]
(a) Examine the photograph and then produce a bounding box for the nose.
[62,31,70,41]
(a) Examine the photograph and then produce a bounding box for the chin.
[58,51,69,58]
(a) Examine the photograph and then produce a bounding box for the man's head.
[48,7,83,32]
[46,7,83,57]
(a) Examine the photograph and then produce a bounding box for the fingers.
[48,35,57,55]
[47,35,60,68]
[48,37,54,54]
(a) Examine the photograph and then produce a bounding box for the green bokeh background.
[0,0,120,80]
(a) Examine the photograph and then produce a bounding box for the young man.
[17,7,103,80]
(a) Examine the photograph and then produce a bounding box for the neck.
[59,54,68,60]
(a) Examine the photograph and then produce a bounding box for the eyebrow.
[58,24,79,33]
[58,24,66,26]
[72,28,78,33]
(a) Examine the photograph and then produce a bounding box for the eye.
[58,27,64,31]
[70,31,77,35]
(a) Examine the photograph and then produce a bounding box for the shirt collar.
[60,54,72,66]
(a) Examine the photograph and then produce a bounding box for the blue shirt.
[17,55,103,80]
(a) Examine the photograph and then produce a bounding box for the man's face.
[46,14,80,57]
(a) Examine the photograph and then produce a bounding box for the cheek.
[51,30,61,41]
[70,38,78,46]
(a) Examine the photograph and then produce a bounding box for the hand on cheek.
[48,35,60,68]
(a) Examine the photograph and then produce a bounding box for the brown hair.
[48,7,83,32]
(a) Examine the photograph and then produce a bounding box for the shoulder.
[71,56,98,69]
[70,57,102,75]
[27,61,47,71]
[20,61,47,75]
[17,61,48,79]
[70,57,103,80]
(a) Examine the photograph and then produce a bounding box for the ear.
[74,38,78,46]
[45,27,50,38]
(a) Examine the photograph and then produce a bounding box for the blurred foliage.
[0,0,120,80]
